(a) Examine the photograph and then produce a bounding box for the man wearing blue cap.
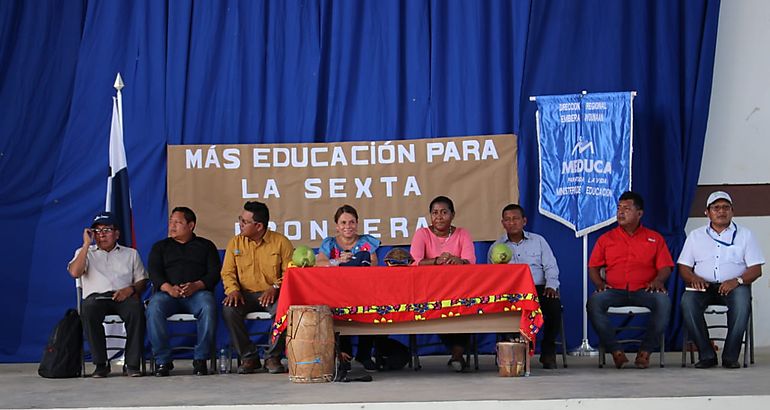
[68,211,148,378]
[679,191,765,369]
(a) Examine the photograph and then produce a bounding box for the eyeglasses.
[709,205,732,212]
[238,216,256,225]
[91,228,115,234]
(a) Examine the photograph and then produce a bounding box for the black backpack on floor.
[38,309,83,378]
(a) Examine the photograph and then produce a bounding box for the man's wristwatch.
[272,283,280,290]
[736,277,744,285]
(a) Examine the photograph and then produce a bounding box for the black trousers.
[498,285,561,355]
[80,293,145,368]
[222,290,284,360]
[535,285,562,356]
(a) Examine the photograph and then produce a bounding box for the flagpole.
[570,233,598,356]
[114,73,124,131]
[103,74,130,365]
[570,90,599,356]
[106,73,125,211]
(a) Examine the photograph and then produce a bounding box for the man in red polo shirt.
[587,191,673,369]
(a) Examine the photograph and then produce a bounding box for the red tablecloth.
[272,264,543,344]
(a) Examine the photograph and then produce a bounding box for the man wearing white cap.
[679,191,765,369]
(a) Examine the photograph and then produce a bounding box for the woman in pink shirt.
[409,196,476,371]
[410,196,476,266]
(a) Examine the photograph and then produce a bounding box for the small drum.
[286,305,336,383]
[496,341,527,377]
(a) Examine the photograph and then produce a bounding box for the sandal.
[447,357,467,372]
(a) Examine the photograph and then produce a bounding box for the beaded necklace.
[431,225,454,244]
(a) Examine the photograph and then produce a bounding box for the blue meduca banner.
[536,92,633,237]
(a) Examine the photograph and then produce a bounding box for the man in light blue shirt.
[489,204,562,369]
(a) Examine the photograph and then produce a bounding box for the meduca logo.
[562,138,611,174]
[570,140,595,156]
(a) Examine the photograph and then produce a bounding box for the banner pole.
[114,73,124,130]
[570,233,598,356]
[534,90,636,357]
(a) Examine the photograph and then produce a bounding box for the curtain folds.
[0,0,718,361]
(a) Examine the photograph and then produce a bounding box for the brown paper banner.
[167,134,518,248]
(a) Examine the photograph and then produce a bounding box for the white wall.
[695,0,770,346]
[702,1,770,184]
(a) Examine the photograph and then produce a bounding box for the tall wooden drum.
[286,305,336,383]
[496,341,527,377]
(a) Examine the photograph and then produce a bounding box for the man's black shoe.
[193,359,208,376]
[92,363,111,378]
[154,362,174,377]
[694,357,718,369]
[540,354,557,369]
[123,365,142,377]
[722,359,741,369]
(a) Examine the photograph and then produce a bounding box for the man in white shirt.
[68,212,148,377]
[678,191,765,369]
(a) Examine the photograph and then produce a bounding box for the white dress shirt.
[69,244,148,298]
[677,222,765,282]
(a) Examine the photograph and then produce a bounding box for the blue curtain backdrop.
[0,0,718,362]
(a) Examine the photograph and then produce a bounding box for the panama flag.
[105,73,135,247]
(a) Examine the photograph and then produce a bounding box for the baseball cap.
[91,211,117,228]
[706,191,732,208]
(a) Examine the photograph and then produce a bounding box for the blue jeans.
[681,283,751,363]
[146,290,217,364]
[587,288,670,353]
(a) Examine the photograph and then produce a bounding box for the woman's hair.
[429,195,455,214]
[334,204,359,223]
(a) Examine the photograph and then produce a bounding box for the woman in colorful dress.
[316,204,380,371]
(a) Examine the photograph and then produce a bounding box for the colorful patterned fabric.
[318,234,380,260]
[272,264,543,351]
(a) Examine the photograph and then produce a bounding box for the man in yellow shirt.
[221,201,293,374]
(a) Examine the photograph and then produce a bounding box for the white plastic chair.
[598,306,665,368]
[681,303,754,368]
[76,278,146,376]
